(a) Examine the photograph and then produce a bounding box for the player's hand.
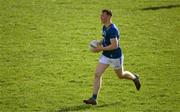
[93,45,103,53]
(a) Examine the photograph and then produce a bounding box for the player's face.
[100,12,109,24]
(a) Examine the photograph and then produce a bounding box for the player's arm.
[94,38,118,52]
[101,38,118,51]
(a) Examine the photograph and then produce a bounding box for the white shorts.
[99,55,124,69]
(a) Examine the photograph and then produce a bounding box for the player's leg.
[93,63,109,97]
[111,56,141,90]
[114,66,136,80]
[110,56,135,80]
[83,63,109,105]
[114,67,141,90]
[83,55,109,105]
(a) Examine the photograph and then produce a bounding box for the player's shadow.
[57,101,121,112]
[141,4,180,11]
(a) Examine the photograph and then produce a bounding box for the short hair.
[102,9,112,16]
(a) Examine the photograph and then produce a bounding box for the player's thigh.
[109,55,123,72]
[95,63,109,76]
[113,59,124,78]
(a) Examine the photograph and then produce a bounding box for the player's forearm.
[102,44,118,51]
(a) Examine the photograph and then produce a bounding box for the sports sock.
[91,94,97,100]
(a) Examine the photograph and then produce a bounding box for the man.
[83,9,141,105]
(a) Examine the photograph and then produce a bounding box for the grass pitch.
[0,0,180,111]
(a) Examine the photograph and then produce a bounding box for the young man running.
[83,9,141,105]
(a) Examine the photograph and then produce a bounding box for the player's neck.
[104,21,112,28]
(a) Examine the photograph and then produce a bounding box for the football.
[89,40,99,51]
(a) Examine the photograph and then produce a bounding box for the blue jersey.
[102,23,122,59]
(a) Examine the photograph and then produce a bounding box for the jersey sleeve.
[109,28,118,39]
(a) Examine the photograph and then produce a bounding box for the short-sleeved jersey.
[102,23,122,59]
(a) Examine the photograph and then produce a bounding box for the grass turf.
[0,0,180,111]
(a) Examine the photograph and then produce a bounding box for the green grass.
[0,0,180,111]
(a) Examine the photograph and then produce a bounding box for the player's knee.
[117,73,124,79]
